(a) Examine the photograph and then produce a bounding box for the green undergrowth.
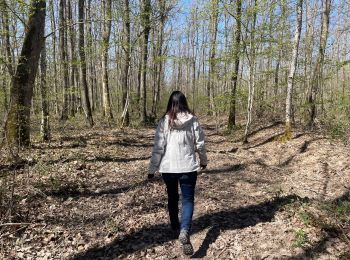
[281,193,349,255]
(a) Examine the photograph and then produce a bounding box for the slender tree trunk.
[243,0,257,144]
[0,0,12,111]
[140,0,151,124]
[68,0,77,117]
[49,0,59,115]
[228,0,242,130]
[101,0,113,121]
[40,38,50,141]
[59,0,69,121]
[151,0,165,118]
[285,0,303,133]
[78,0,94,126]
[1,0,14,76]
[307,0,330,129]
[3,0,46,148]
[121,0,131,126]
[207,0,219,116]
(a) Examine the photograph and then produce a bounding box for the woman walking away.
[148,90,207,255]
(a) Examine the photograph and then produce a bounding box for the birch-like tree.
[285,0,303,134]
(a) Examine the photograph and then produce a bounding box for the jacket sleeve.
[193,117,207,166]
[149,118,166,175]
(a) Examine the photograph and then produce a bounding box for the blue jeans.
[162,172,197,232]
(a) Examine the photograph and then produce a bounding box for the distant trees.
[0,0,349,147]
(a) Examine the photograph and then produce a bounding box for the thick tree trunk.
[228,0,242,130]
[3,0,46,148]
[78,0,94,126]
[101,0,113,121]
[285,0,303,133]
[307,0,330,129]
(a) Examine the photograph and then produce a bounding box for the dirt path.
[1,122,349,259]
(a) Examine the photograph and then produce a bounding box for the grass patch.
[293,229,309,248]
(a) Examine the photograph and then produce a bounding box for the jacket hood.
[166,112,194,129]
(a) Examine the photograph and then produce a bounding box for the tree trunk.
[59,0,69,121]
[307,0,330,129]
[0,0,12,111]
[0,0,14,77]
[3,0,46,148]
[140,0,151,124]
[243,0,257,144]
[67,0,77,117]
[151,0,166,118]
[228,0,242,130]
[121,0,131,126]
[49,0,59,115]
[40,37,50,141]
[101,0,113,122]
[285,0,303,133]
[78,0,94,126]
[207,0,219,116]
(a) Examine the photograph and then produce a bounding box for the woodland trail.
[1,120,350,259]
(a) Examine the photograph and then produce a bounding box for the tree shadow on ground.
[43,178,162,199]
[71,194,304,259]
[279,137,326,166]
[44,155,151,165]
[102,141,153,148]
[204,164,245,175]
[245,133,284,149]
[247,121,283,138]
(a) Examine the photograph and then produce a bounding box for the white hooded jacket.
[149,112,207,174]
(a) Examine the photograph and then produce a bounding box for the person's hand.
[200,164,207,171]
[147,173,155,180]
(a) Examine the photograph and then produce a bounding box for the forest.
[0,0,349,259]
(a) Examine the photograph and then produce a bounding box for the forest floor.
[0,118,350,259]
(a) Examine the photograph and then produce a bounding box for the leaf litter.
[0,121,349,259]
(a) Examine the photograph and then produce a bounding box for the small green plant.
[329,123,346,140]
[339,250,350,260]
[49,176,62,191]
[335,201,350,216]
[299,211,313,226]
[33,160,52,176]
[105,218,123,234]
[293,229,309,248]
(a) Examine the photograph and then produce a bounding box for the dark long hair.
[164,91,192,128]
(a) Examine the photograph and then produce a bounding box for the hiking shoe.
[179,230,193,255]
